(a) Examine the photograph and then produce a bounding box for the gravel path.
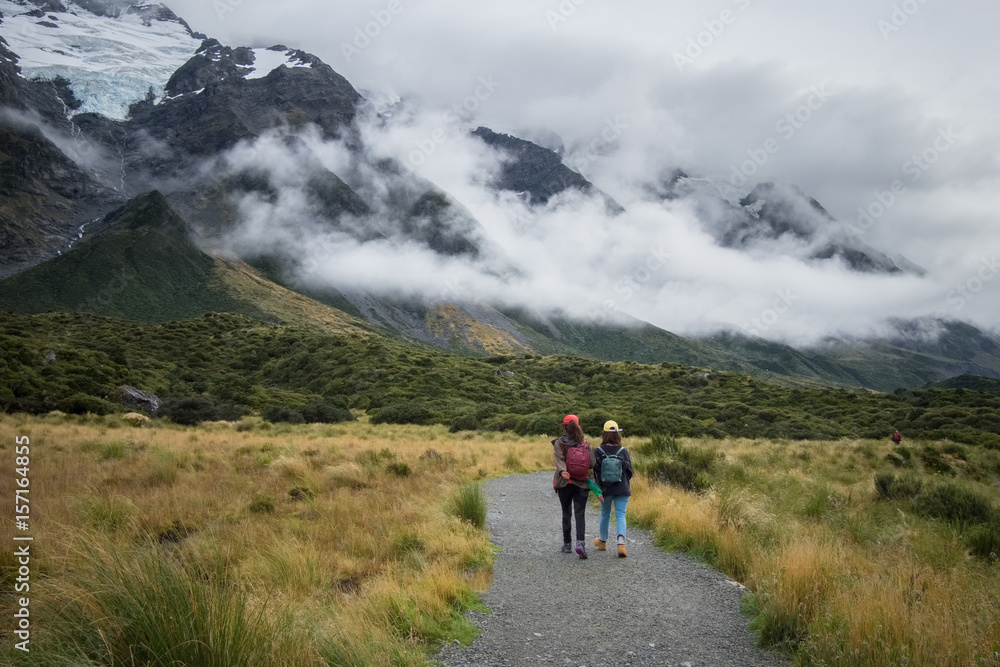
[436,472,790,667]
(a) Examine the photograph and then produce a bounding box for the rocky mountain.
[1,0,996,393]
[648,172,920,275]
[471,126,624,213]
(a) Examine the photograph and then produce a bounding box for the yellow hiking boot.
[593,537,606,551]
[617,535,627,558]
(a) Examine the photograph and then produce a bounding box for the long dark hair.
[601,431,622,447]
[564,420,585,445]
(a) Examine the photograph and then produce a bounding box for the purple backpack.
[564,440,591,481]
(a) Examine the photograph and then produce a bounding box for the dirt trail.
[436,471,789,667]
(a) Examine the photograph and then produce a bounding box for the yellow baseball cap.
[603,420,621,432]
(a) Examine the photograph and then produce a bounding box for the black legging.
[557,484,588,543]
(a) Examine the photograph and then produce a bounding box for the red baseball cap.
[562,414,579,425]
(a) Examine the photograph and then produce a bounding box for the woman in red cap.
[552,414,595,558]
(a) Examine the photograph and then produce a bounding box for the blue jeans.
[599,496,629,541]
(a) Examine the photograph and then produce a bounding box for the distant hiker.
[891,431,902,445]
[593,420,634,558]
[553,414,595,559]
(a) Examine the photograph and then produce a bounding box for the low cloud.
[161,0,1000,341]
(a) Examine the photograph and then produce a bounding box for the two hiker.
[553,415,633,559]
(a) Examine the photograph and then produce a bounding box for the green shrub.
[160,396,245,426]
[514,413,555,436]
[874,472,923,501]
[59,392,117,416]
[642,458,710,492]
[370,401,431,425]
[386,462,412,477]
[637,433,679,456]
[261,404,305,424]
[679,445,718,472]
[913,483,994,525]
[449,413,481,432]
[919,445,954,475]
[249,493,275,514]
[449,484,488,529]
[299,399,354,424]
[966,522,1000,562]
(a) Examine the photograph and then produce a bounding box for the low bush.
[449,413,480,433]
[912,483,994,525]
[370,401,431,425]
[966,521,1000,562]
[59,392,117,416]
[637,433,679,456]
[874,472,923,501]
[160,396,246,426]
[249,493,275,514]
[641,458,710,491]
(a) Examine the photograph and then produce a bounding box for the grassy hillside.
[0,191,373,338]
[924,374,1000,397]
[2,310,999,448]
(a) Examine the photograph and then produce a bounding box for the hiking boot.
[617,535,627,558]
[561,543,572,554]
[575,541,588,559]
[594,537,607,551]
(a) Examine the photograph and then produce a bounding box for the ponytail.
[564,420,585,444]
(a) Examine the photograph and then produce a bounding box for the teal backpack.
[597,446,623,484]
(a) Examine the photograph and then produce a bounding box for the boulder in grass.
[122,412,151,427]
[118,386,161,413]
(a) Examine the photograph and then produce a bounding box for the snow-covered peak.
[240,47,313,80]
[0,0,201,120]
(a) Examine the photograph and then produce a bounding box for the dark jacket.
[593,444,633,497]
[552,434,596,490]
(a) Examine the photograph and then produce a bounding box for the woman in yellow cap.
[593,420,633,557]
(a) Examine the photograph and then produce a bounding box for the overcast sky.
[165,0,1000,341]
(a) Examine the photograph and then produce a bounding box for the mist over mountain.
[2,0,999,390]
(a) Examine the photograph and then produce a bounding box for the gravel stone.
[436,472,790,667]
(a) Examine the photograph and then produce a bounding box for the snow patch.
[0,0,201,120]
[242,47,311,80]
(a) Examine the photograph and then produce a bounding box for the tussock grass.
[0,414,537,665]
[449,483,489,529]
[629,435,1000,665]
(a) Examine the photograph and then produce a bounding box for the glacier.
[242,47,312,80]
[0,0,201,120]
